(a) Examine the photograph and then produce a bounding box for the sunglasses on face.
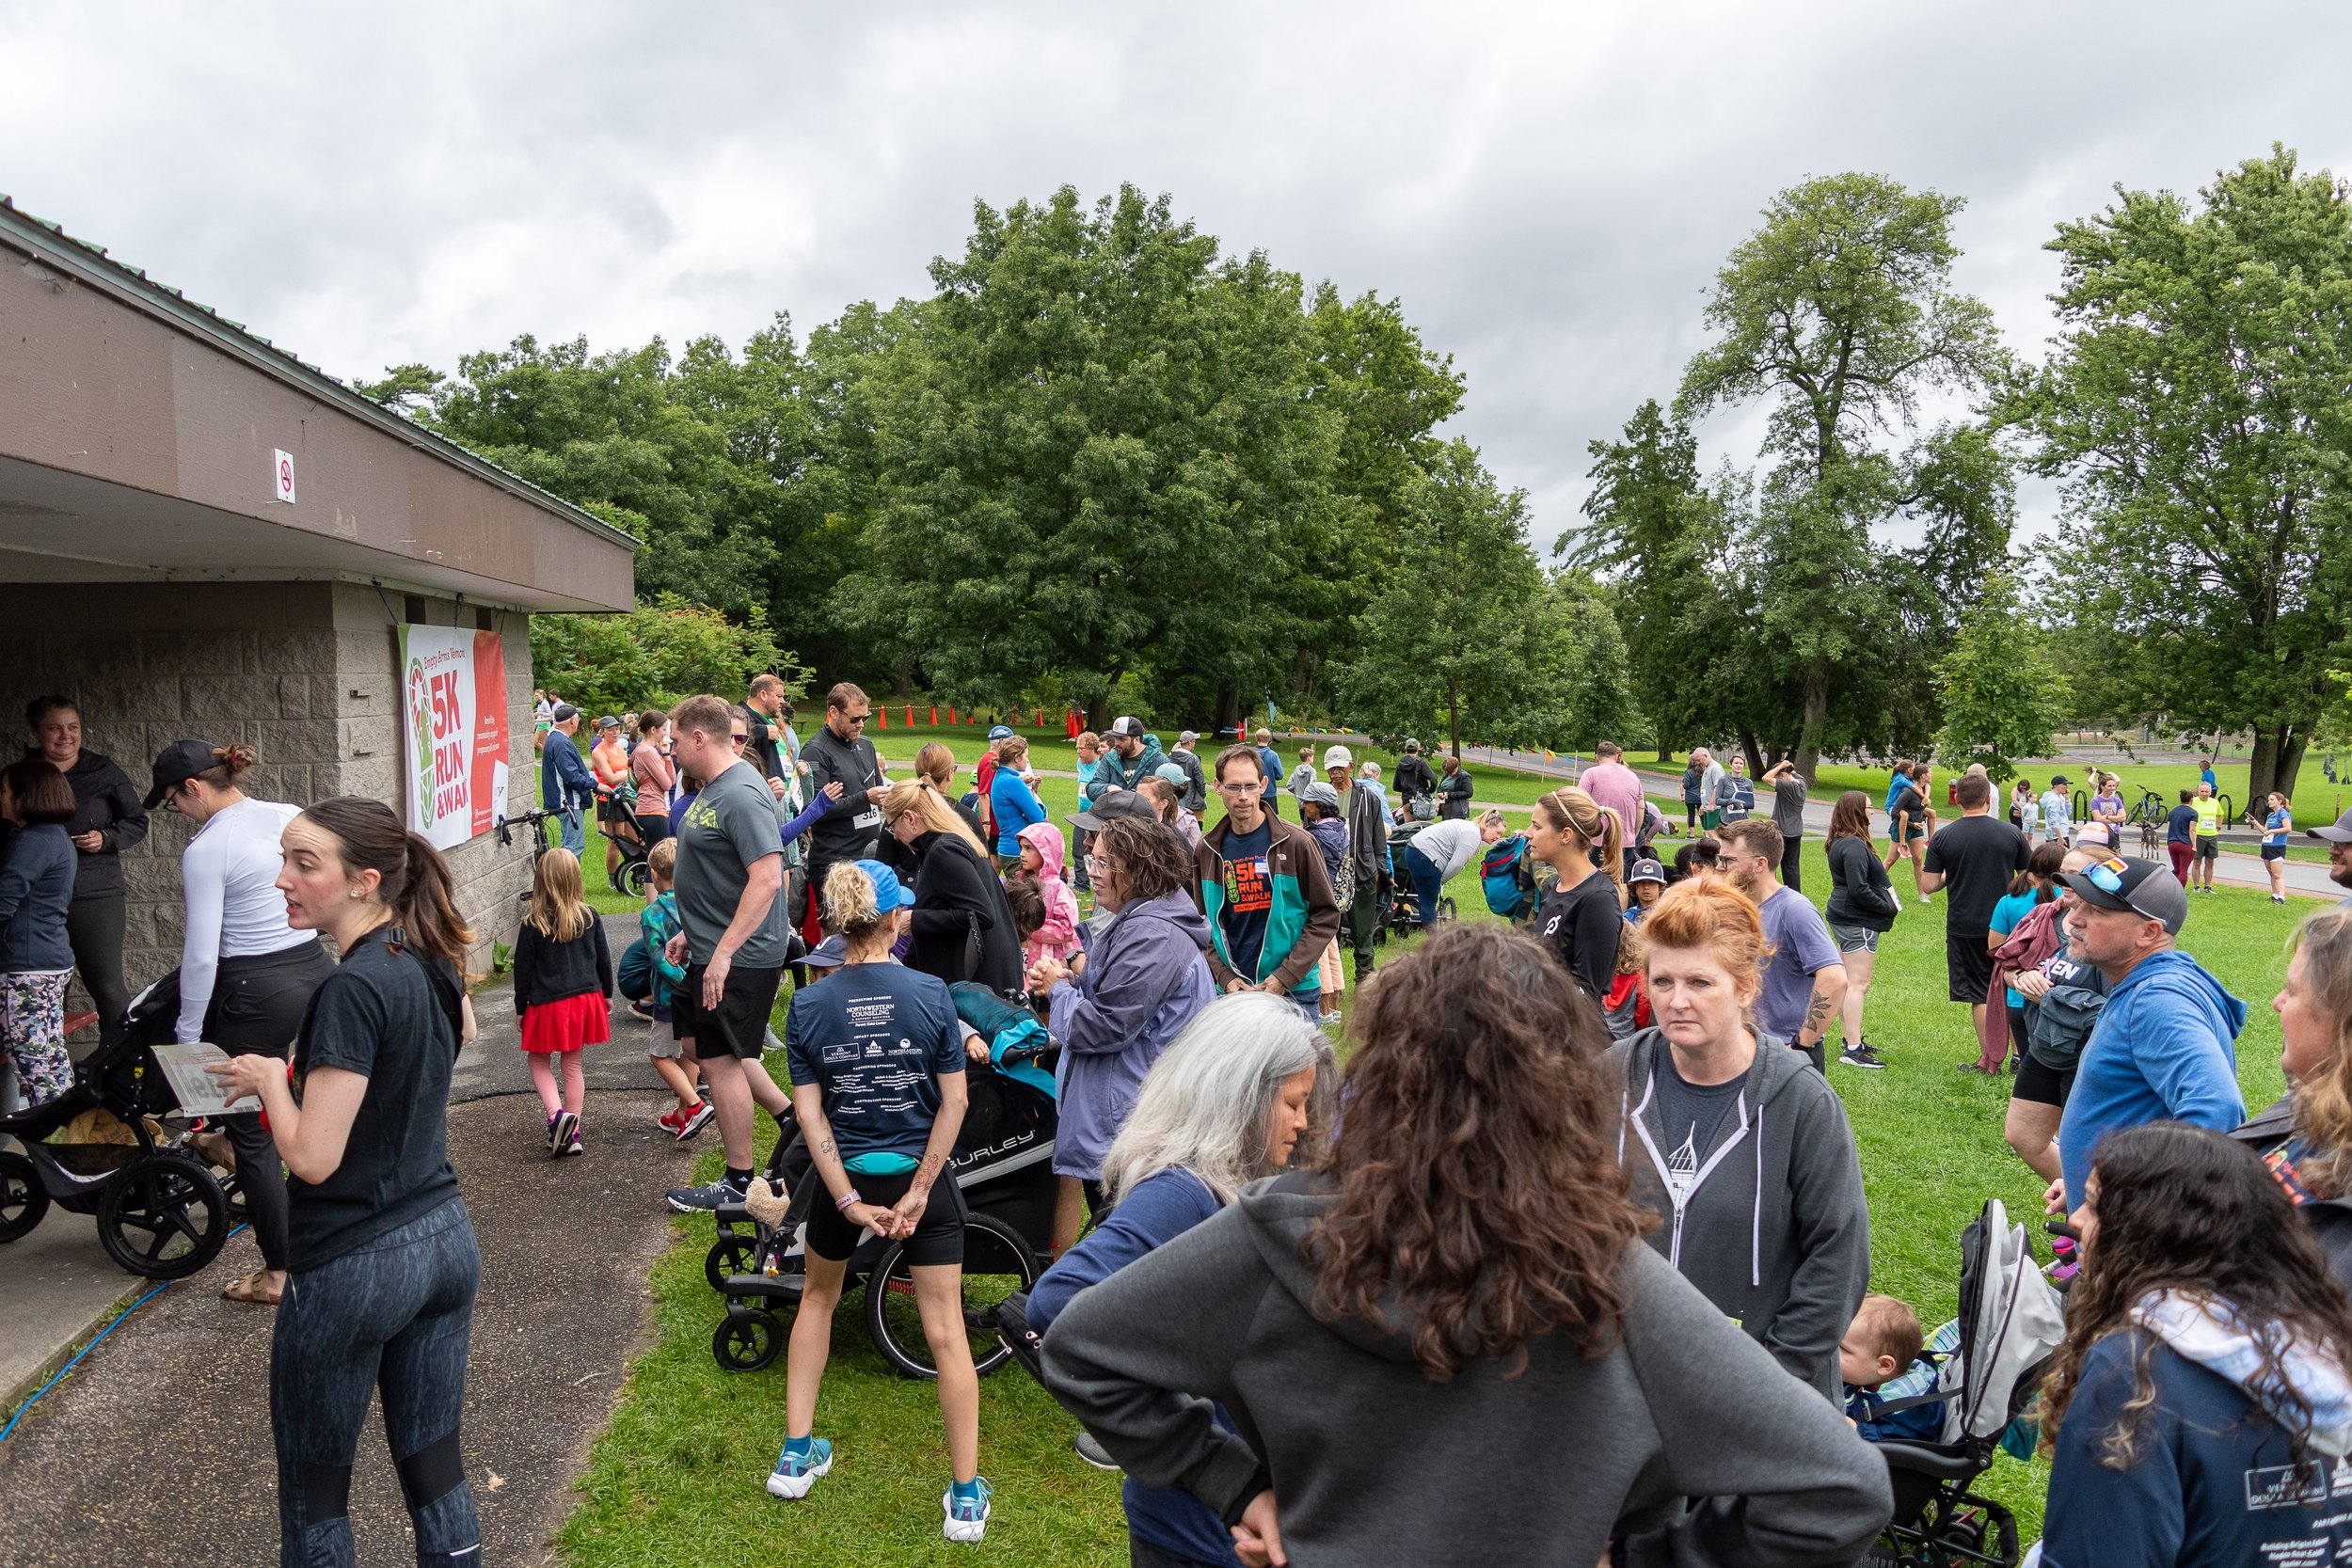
[842,712,869,725]
[730,733,749,745]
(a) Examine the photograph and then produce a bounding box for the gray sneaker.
[1073,1431,1120,1471]
[666,1175,747,1213]
[1838,1042,1887,1069]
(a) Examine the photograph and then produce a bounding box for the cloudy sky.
[8,3,2347,548]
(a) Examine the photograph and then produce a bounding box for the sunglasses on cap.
[2081,857,2159,921]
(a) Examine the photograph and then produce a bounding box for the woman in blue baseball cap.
[767,858,995,1542]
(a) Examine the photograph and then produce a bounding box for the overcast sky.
[8,3,2348,549]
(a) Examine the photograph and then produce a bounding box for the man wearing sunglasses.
[799,683,893,943]
[2049,854,2247,1229]
[2308,807,2352,905]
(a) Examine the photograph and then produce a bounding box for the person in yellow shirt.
[2190,782,2222,894]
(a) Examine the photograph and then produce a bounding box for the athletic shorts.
[670,962,783,1059]
[2196,836,2218,860]
[1947,927,1995,1005]
[803,1167,967,1267]
[646,1014,685,1060]
[2264,845,2287,862]
[2012,1050,2074,1108]
[1827,921,1882,955]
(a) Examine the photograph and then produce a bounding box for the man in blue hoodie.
[2052,856,2245,1221]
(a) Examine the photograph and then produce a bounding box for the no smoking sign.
[272,448,296,504]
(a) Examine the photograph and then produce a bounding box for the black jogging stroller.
[1375,819,1456,944]
[1868,1198,2068,1568]
[704,984,1060,1380]
[0,972,236,1279]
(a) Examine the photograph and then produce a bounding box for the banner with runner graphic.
[398,625,511,849]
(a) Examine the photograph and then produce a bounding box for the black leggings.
[209,942,336,1272]
[274,1198,481,1567]
[1780,834,1804,894]
[66,895,129,1054]
[1686,800,1702,830]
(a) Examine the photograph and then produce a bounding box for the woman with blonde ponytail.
[1529,784,1625,1001]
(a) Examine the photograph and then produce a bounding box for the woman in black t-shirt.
[1528,786,1625,1001]
[208,798,482,1568]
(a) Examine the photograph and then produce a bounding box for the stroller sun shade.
[1950,1198,2068,1444]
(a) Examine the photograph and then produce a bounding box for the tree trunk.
[892,657,914,704]
[2248,727,2281,828]
[1792,659,1830,781]
[1086,696,1112,732]
[1448,683,1462,759]
[1739,731,1765,778]
[2280,729,2311,804]
[1214,684,1243,740]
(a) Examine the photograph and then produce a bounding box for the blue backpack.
[1481,834,1537,922]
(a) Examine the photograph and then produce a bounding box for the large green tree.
[2010,147,2352,807]
[1569,400,1725,759]
[1933,574,2072,781]
[1679,173,2014,777]
[831,185,1342,730]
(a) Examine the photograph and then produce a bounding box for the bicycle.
[496,806,554,907]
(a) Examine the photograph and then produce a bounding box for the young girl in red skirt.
[515,847,612,1156]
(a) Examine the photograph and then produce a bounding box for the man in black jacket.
[1394,739,1438,813]
[797,684,890,941]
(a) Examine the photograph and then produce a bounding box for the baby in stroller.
[1841,1294,1946,1444]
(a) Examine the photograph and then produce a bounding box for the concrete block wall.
[0,580,535,1002]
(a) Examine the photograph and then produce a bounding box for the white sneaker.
[1918,895,1931,905]
[943,1477,993,1542]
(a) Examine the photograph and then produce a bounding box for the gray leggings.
[273,1198,482,1567]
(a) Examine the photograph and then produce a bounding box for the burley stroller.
[706,993,1059,1380]
[1869,1198,2068,1568]
[0,973,234,1279]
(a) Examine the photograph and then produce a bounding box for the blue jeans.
[1403,844,1445,928]
[273,1198,482,1567]
[550,807,584,855]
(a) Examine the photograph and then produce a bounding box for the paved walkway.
[0,918,696,1564]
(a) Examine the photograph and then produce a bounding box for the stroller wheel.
[96,1150,228,1279]
[866,1212,1040,1381]
[706,1232,757,1293]
[0,1149,49,1243]
[619,859,650,897]
[712,1306,782,1372]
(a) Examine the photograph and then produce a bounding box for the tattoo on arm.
[1804,989,1836,1039]
[817,1136,834,1158]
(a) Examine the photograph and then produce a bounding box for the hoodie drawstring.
[1752,1101,1764,1289]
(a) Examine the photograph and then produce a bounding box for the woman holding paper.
[210,796,484,1568]
[147,738,332,1307]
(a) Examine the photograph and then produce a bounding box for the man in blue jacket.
[539,704,596,854]
[2051,856,2245,1223]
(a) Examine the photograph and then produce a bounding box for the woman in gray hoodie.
[1030,816,1216,1253]
[1042,922,1889,1567]
[1604,875,1872,1402]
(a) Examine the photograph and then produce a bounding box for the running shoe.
[551,1110,580,1156]
[1837,1042,1886,1069]
[675,1101,716,1142]
[766,1436,834,1500]
[942,1477,993,1543]
[545,1112,561,1152]
[559,1133,585,1158]
[667,1174,748,1212]
[657,1105,689,1134]
[1073,1432,1119,1471]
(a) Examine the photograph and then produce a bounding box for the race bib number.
[852,808,882,831]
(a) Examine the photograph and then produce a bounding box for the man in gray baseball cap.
[2048,853,2246,1224]
[2308,807,2352,904]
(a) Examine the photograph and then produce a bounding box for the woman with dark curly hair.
[2039,1122,2352,1565]
[1041,921,1888,1568]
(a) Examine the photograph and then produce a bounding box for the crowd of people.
[16,679,2352,1565]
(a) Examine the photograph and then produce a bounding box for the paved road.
[0,920,700,1565]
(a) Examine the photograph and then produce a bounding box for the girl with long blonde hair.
[513,847,612,1155]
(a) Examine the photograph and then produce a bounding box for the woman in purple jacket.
[1027,815,1215,1253]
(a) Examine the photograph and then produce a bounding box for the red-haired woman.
[1605,876,1873,1401]
[1041,923,1889,1566]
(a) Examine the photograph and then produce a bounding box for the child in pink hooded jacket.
[1014,821,1084,968]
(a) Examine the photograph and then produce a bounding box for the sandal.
[222,1268,283,1306]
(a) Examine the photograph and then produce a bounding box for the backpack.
[616,936,653,1003]
[1481,834,1537,921]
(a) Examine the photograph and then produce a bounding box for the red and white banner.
[399,625,510,849]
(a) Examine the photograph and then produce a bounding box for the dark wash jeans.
[273,1197,482,1567]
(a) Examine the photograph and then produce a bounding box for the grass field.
[543,740,2312,1563]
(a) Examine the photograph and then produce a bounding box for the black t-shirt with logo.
[287,933,463,1270]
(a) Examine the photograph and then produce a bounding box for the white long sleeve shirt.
[176,797,314,1042]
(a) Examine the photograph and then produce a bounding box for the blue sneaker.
[943,1476,993,1542]
[766,1436,834,1500]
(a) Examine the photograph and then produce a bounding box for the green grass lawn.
[545,758,2311,1562]
[1811,759,2352,832]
